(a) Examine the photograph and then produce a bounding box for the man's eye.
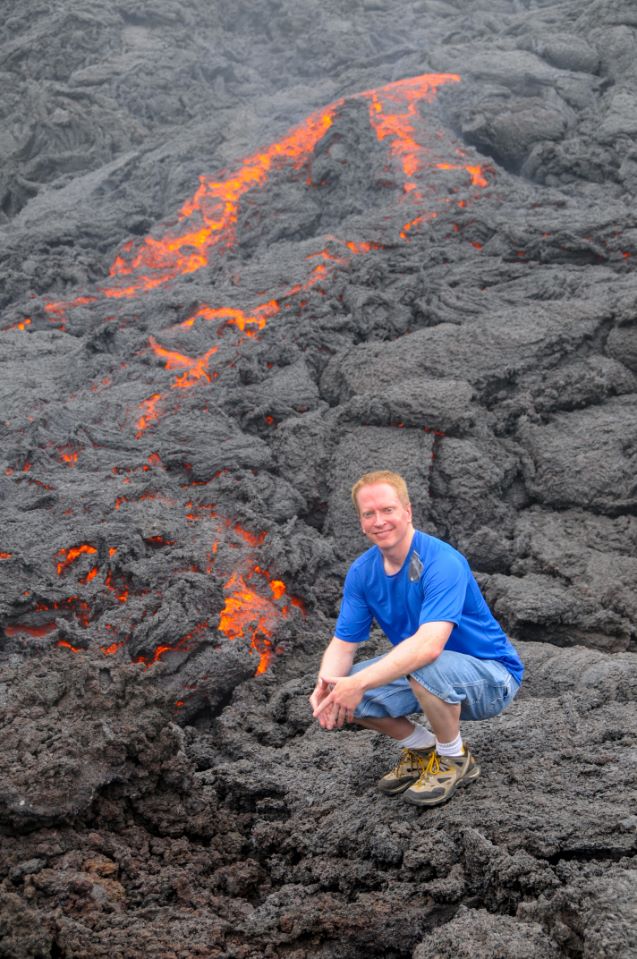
[383,507,394,513]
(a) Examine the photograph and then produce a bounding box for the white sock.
[398,723,436,750]
[436,732,464,757]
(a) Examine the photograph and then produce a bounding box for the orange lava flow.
[101,640,126,656]
[57,639,82,653]
[104,108,337,298]
[135,620,209,668]
[144,535,175,547]
[105,571,129,603]
[6,317,31,332]
[218,572,279,674]
[367,73,460,187]
[149,337,219,388]
[101,73,467,300]
[6,590,94,639]
[43,296,97,329]
[22,71,493,342]
[233,523,266,547]
[136,393,162,438]
[25,516,302,680]
[56,544,97,575]
[219,567,305,674]
[35,596,92,627]
[5,622,58,638]
[400,211,438,240]
[435,162,487,187]
[181,299,280,337]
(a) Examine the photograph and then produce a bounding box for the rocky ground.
[0,1,635,956]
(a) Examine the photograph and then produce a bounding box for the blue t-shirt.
[334,530,523,684]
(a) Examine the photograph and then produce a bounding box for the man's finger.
[313,693,334,717]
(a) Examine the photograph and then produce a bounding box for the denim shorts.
[350,649,520,722]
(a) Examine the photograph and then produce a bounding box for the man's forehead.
[357,483,403,504]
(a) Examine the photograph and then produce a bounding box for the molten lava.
[3,72,489,682]
[56,544,97,576]
[135,620,210,668]
[219,570,289,674]
[105,108,337,298]
[136,394,162,438]
[17,71,487,331]
[148,337,219,388]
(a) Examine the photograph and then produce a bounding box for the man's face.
[356,482,413,552]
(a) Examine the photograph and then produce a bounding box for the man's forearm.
[318,636,357,680]
[354,623,452,692]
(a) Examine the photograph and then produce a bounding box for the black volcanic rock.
[1,1,636,957]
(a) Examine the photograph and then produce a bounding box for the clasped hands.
[310,674,363,730]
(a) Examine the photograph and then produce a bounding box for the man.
[310,470,523,807]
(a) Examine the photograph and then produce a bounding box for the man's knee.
[408,674,424,696]
[408,673,439,700]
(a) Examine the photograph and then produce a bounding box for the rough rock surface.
[1,1,636,957]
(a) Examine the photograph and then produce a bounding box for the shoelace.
[423,751,442,777]
[419,750,466,783]
[394,748,430,775]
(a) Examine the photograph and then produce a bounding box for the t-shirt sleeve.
[334,564,373,643]
[418,552,468,626]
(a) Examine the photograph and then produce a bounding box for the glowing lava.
[135,394,162,438]
[69,72,478,307]
[4,73,489,681]
[148,337,219,388]
[56,544,97,576]
[367,74,460,189]
[23,506,305,681]
[105,107,338,297]
[219,569,296,674]
[135,620,210,668]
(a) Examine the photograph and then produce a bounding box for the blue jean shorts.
[350,649,520,722]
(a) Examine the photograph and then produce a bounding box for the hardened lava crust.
[0,1,635,957]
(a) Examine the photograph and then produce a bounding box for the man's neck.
[380,526,415,575]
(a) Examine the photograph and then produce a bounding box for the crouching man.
[310,470,523,807]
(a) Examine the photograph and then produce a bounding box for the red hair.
[351,470,410,513]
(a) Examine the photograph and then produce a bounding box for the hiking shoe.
[377,747,435,796]
[403,748,480,807]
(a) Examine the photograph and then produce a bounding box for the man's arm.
[309,636,358,730]
[313,621,453,716]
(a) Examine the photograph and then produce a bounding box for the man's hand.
[309,677,330,713]
[312,674,363,730]
[309,678,346,730]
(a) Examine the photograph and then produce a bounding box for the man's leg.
[399,652,518,807]
[354,716,437,795]
[354,716,416,740]
[407,679,461,744]
[347,655,471,797]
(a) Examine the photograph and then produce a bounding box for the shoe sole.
[402,765,481,808]
[377,749,437,796]
[378,776,420,797]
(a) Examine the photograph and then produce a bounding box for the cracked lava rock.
[0,1,636,957]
